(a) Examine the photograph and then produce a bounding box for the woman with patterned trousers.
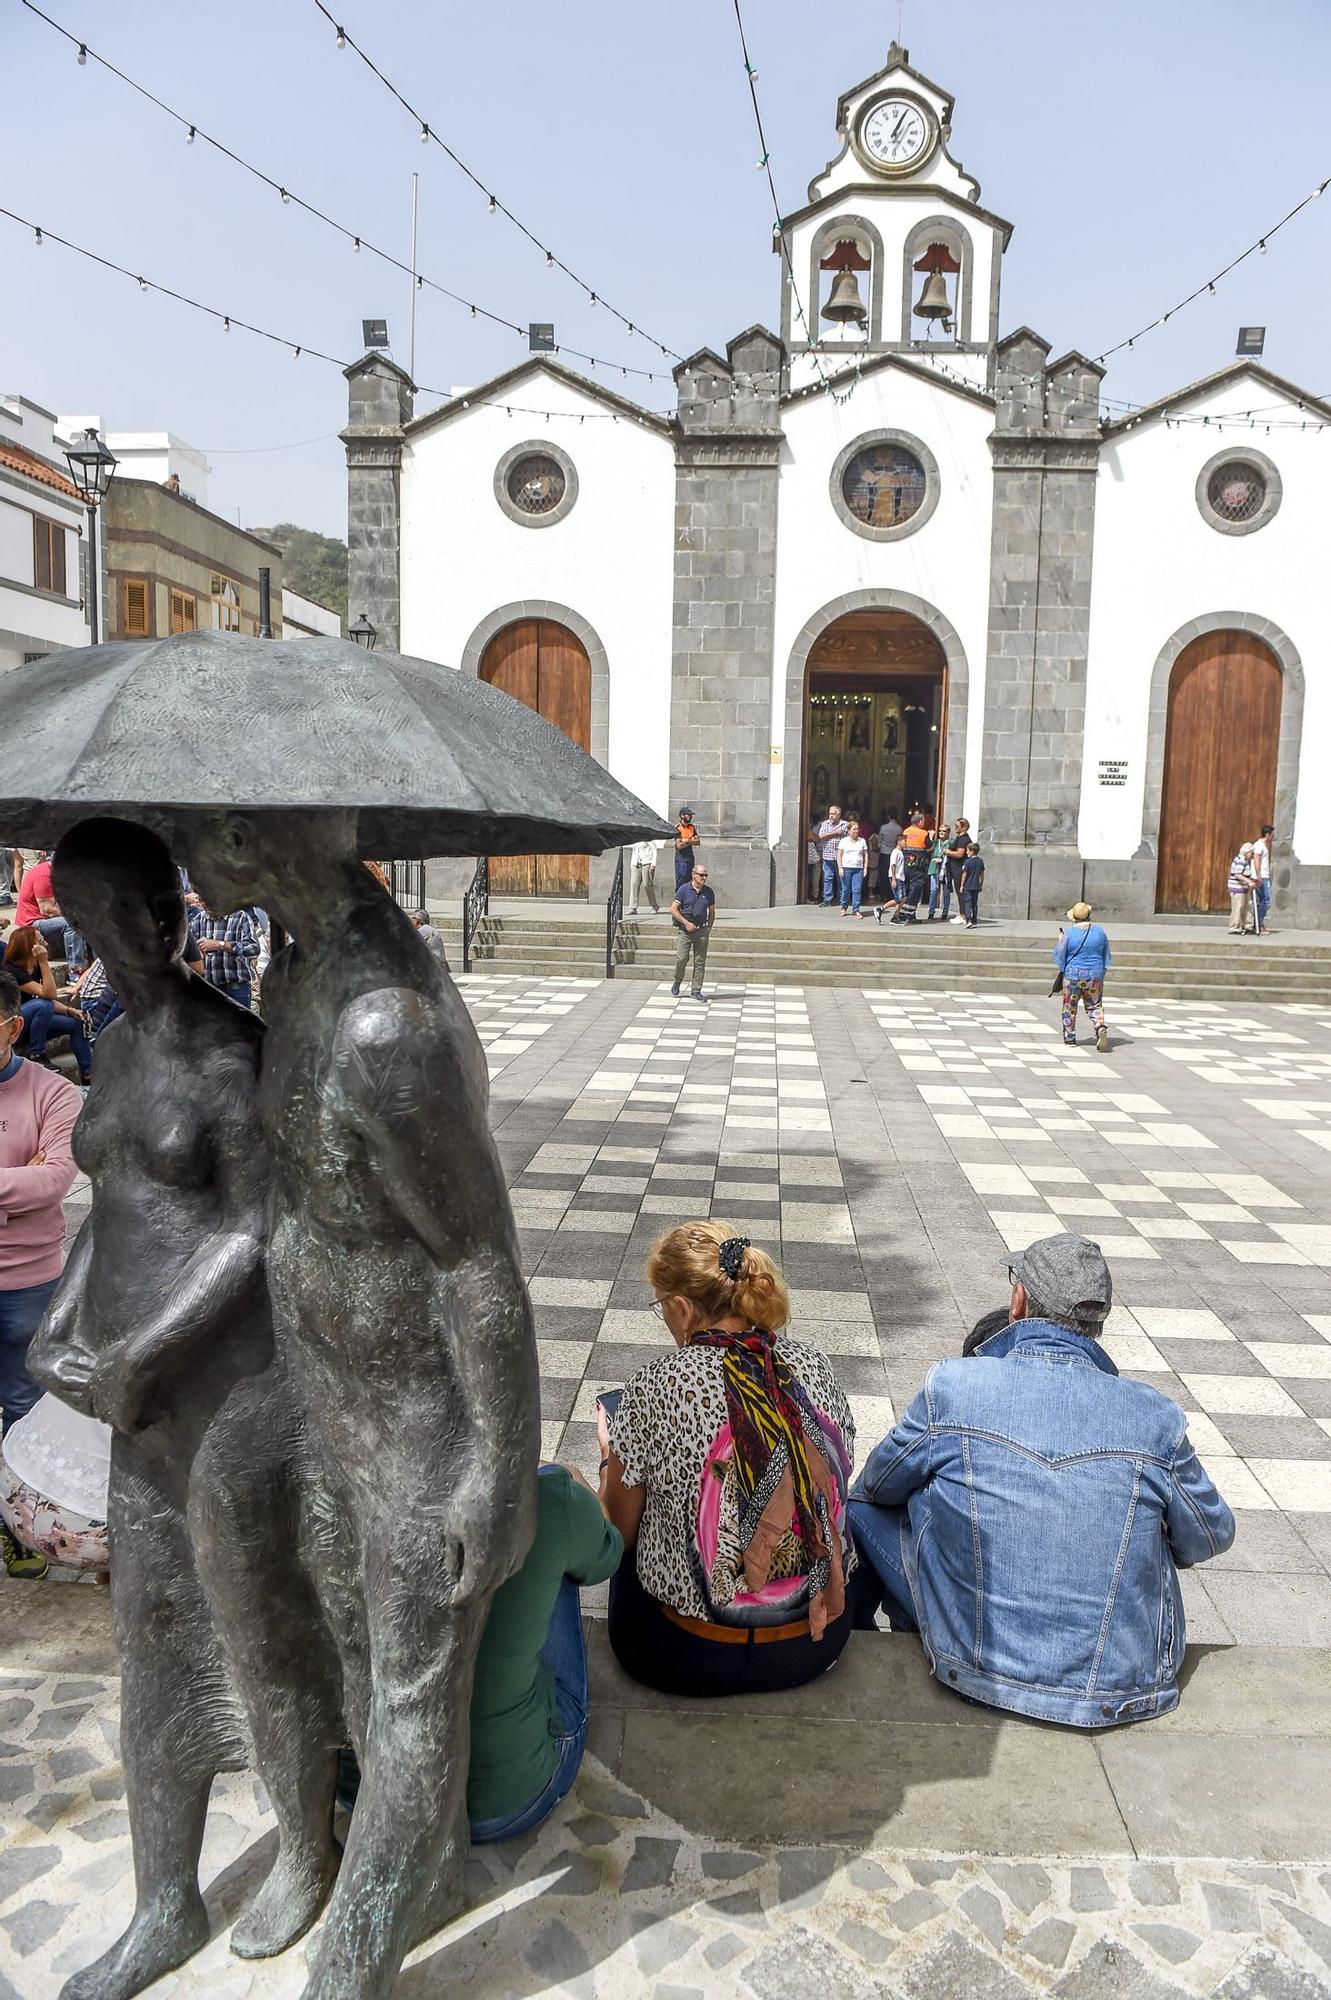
[599,1222,857,1696]
[1054,901,1112,1052]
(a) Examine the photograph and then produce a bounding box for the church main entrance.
[799,609,948,897]
[479,617,592,897]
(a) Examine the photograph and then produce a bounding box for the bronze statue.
[186,807,541,1999]
[29,818,343,1999]
[0,627,664,1996]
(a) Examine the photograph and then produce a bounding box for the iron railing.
[391,859,426,910]
[605,848,624,979]
[462,856,489,973]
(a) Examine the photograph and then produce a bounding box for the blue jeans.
[19,998,92,1074]
[928,873,951,918]
[960,888,980,925]
[63,926,89,975]
[839,867,863,914]
[0,1279,61,1433]
[335,1574,590,1844]
[471,1576,589,1843]
[821,856,838,904]
[1255,882,1271,929]
[675,851,693,890]
[847,1499,920,1633]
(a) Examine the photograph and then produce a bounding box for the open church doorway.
[799,609,948,899]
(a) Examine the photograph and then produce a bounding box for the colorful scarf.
[689,1328,845,1639]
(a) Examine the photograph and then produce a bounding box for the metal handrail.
[391,859,425,910]
[462,856,489,973]
[605,848,624,979]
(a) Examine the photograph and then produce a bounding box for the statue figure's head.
[185,808,359,918]
[54,817,187,980]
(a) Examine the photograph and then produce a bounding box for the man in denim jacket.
[849,1233,1234,1727]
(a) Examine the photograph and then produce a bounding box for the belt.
[661,1604,811,1645]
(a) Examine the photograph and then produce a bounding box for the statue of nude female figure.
[187,809,541,2000]
[29,817,344,2000]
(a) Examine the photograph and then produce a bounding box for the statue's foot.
[230,1843,338,1959]
[60,1893,209,2000]
[411,1851,467,1951]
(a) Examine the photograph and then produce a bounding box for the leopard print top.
[609,1336,855,1618]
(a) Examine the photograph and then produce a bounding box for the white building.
[281,587,341,640]
[58,422,211,509]
[0,395,90,672]
[342,44,1329,924]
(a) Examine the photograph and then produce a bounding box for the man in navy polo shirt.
[670,863,715,1002]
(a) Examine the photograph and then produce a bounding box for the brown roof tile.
[0,438,81,500]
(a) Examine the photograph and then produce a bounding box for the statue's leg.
[189,1407,343,1959]
[301,1531,489,2000]
[62,1475,221,2000]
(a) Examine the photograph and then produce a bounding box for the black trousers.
[607,1557,852,1697]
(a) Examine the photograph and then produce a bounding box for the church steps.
[424,915,1328,1003]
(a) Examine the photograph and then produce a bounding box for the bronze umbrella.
[0,630,671,853]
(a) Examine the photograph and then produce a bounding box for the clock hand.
[891,112,909,141]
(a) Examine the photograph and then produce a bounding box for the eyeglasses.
[693,871,707,880]
[650,1300,665,1319]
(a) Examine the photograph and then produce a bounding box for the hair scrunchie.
[718,1236,751,1282]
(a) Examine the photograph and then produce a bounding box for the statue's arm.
[27,1223,97,1412]
[91,1226,267,1433]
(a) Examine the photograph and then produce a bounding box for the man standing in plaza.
[187,897,262,1010]
[1251,823,1275,933]
[670,861,715,1002]
[946,818,972,923]
[817,804,849,907]
[673,809,700,892]
[629,837,660,916]
[0,968,81,1578]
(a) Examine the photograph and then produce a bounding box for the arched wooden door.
[1156,631,1281,913]
[480,618,592,897]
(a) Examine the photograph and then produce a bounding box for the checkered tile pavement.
[455,974,1331,1644]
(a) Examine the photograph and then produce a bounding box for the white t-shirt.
[888,846,906,883]
[631,840,659,866]
[1252,837,1271,882]
[837,836,868,872]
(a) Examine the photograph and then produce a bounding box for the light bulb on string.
[187,125,195,143]
[280,188,290,204]
[77,41,86,62]
[353,236,360,252]
[34,226,42,246]
[487,195,496,215]
[335,25,346,46]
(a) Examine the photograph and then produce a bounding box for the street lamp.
[63,428,118,645]
[348,612,377,650]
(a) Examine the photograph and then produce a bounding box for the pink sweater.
[0,1057,82,1287]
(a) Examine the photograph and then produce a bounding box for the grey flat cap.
[1004,1232,1112,1324]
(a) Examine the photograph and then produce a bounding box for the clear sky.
[4,0,1329,538]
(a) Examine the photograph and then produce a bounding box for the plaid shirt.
[188,906,260,990]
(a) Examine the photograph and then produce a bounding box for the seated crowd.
[347,1219,1234,1843]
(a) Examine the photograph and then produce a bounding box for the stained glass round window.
[1206,461,1266,524]
[841,443,928,529]
[507,453,566,515]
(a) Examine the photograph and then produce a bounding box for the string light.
[75,38,84,61]
[334,22,345,46]
[1094,171,1331,364]
[5,203,671,426]
[33,225,42,246]
[309,0,680,360]
[29,0,669,384]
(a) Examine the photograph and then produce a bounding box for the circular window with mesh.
[1206,461,1266,524]
[507,453,567,516]
[842,443,928,530]
[1196,449,1281,537]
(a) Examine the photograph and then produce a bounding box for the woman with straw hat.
[1053,901,1112,1052]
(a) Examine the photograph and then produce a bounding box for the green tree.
[251,522,348,630]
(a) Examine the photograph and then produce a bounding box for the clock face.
[858,97,932,172]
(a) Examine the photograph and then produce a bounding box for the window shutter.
[122,578,149,637]
[33,516,50,591]
[50,525,66,597]
[169,589,196,634]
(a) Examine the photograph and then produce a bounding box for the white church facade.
[342,43,1330,925]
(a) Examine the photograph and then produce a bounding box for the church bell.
[912,270,952,321]
[912,239,960,326]
[822,267,869,324]
[820,237,871,326]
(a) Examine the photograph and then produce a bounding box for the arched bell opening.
[901,217,973,349]
[805,215,886,349]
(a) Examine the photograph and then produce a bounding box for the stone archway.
[780,589,970,899]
